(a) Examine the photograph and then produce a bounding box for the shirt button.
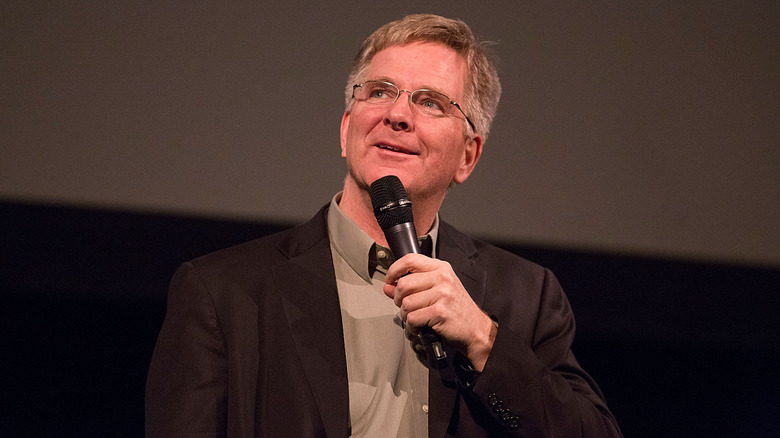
[377,250,388,259]
[422,404,429,414]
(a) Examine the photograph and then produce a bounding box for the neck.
[339,177,441,246]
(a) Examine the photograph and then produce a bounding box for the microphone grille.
[369,175,414,230]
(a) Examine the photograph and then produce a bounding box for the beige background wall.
[3,1,778,267]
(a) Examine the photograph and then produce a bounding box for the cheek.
[343,124,365,156]
[350,107,383,132]
[424,130,466,162]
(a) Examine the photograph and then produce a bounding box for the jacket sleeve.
[145,262,229,438]
[464,267,623,438]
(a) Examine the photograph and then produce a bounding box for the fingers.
[400,295,442,330]
[384,255,454,304]
[403,321,429,366]
[384,253,439,284]
[384,255,462,329]
[387,274,437,309]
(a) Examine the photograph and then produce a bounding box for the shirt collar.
[327,192,439,282]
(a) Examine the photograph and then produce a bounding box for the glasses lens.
[356,81,398,103]
[411,90,451,117]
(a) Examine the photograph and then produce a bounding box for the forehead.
[365,42,468,98]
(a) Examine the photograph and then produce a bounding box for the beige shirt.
[327,193,438,438]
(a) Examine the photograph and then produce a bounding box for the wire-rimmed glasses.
[352,80,476,132]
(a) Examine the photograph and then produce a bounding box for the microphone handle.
[384,222,421,257]
[384,223,449,369]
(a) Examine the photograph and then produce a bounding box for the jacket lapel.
[428,222,488,437]
[438,222,488,308]
[272,206,351,437]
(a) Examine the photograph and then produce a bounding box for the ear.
[340,111,351,158]
[453,134,483,184]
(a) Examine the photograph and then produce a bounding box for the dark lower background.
[2,200,779,438]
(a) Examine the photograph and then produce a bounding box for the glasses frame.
[352,80,476,133]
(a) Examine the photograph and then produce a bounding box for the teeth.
[379,144,400,152]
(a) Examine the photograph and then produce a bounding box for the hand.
[384,253,496,371]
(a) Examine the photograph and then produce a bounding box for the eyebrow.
[366,77,452,97]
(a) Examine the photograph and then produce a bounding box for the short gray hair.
[344,14,501,141]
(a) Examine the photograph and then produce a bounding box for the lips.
[376,143,418,155]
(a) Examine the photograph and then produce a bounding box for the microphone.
[369,175,448,369]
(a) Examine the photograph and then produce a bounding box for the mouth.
[376,144,418,155]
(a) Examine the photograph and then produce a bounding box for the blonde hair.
[344,14,501,140]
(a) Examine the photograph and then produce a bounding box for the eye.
[366,82,396,100]
[421,99,444,110]
[413,91,448,113]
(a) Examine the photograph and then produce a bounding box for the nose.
[384,90,414,131]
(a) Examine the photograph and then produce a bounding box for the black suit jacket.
[146,205,621,437]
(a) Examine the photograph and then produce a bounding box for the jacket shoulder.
[438,220,547,276]
[187,204,330,276]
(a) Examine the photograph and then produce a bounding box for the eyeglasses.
[352,80,476,132]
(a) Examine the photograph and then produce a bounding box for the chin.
[365,168,411,187]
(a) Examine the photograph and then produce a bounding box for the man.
[146,14,622,437]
